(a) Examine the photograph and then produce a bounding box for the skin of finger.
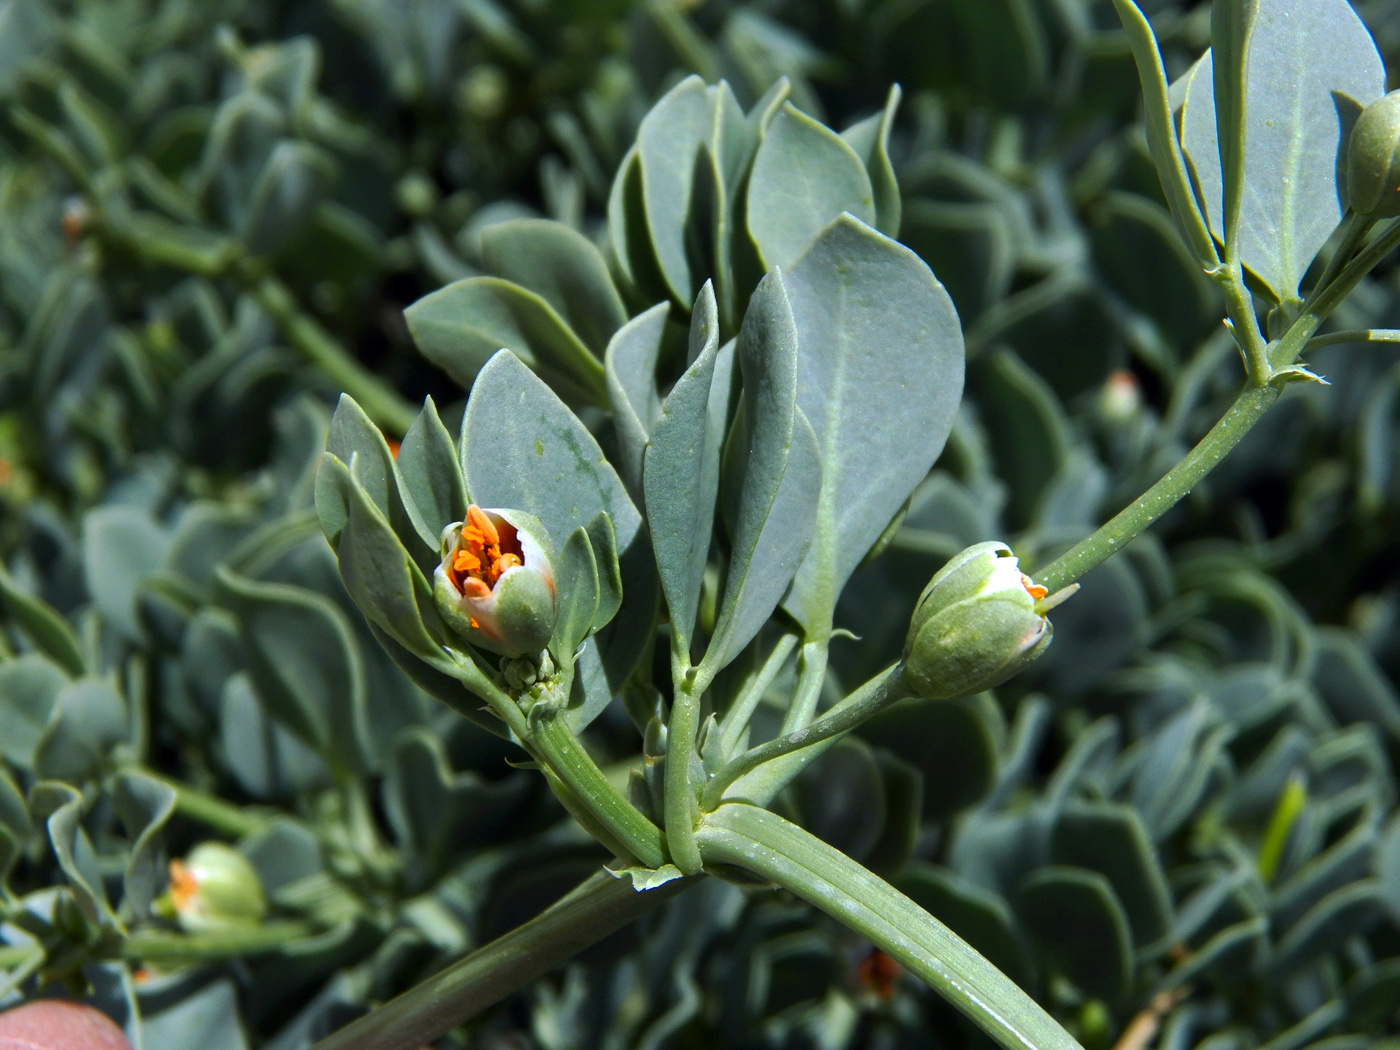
[0,1002,132,1050]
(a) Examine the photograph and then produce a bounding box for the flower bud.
[903,542,1054,700]
[167,842,267,933]
[434,505,557,658]
[1348,91,1400,217]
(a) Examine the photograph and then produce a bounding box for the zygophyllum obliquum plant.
[307,1,1400,1048]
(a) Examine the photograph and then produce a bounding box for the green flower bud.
[434,505,557,658]
[167,842,267,933]
[903,542,1055,700]
[1348,91,1400,217]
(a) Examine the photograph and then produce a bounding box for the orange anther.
[169,859,198,910]
[1021,575,1048,601]
[462,578,491,599]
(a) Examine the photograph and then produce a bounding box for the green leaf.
[1051,801,1173,952]
[383,728,533,884]
[840,84,902,237]
[1107,0,1220,266]
[405,276,607,406]
[1212,0,1257,262]
[747,103,875,272]
[463,350,643,558]
[82,505,170,642]
[1019,866,1133,1004]
[584,512,622,634]
[220,672,330,798]
[480,218,628,356]
[550,527,600,668]
[860,696,1000,822]
[1178,0,1384,299]
[328,394,432,558]
[143,979,248,1050]
[636,75,714,307]
[607,145,668,304]
[34,678,128,784]
[705,271,815,675]
[781,214,964,635]
[790,736,885,862]
[318,453,443,662]
[0,565,85,676]
[218,567,368,778]
[243,140,335,256]
[564,636,614,734]
[645,282,722,654]
[901,200,1015,322]
[604,302,669,495]
[110,772,176,919]
[396,395,469,549]
[31,781,110,925]
[0,655,64,767]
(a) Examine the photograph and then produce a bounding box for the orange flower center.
[448,506,523,599]
[169,859,198,911]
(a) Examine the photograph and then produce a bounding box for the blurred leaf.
[1019,866,1133,1004]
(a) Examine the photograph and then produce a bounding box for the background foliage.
[2,1,1400,1049]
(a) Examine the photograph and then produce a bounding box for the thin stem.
[531,716,667,869]
[1304,328,1400,350]
[777,638,830,734]
[1306,216,1400,325]
[714,632,799,760]
[1299,211,1371,316]
[701,663,906,811]
[1209,267,1271,386]
[664,667,705,875]
[120,922,313,962]
[309,871,695,1050]
[1034,381,1279,593]
[137,770,270,839]
[696,804,1084,1050]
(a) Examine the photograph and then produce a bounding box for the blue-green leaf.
[1178,0,1384,299]
[396,395,469,545]
[405,276,607,405]
[781,214,965,634]
[747,103,875,271]
[480,218,627,356]
[605,302,669,496]
[463,350,642,557]
[645,282,722,654]
[840,84,902,237]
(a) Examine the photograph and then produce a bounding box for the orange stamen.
[447,506,526,596]
[857,948,903,1000]
[1021,574,1048,601]
[169,859,198,911]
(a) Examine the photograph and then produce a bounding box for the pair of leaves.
[1172,0,1384,300]
[406,219,617,404]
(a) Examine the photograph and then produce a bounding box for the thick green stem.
[138,770,270,839]
[531,715,667,869]
[702,663,907,811]
[309,872,695,1050]
[121,922,313,962]
[696,804,1084,1050]
[664,671,705,875]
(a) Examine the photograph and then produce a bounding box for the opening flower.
[164,842,267,933]
[434,506,557,658]
[903,542,1061,701]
